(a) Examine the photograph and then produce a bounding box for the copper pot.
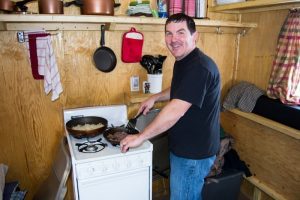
[38,0,63,14]
[0,0,15,12]
[0,0,35,12]
[82,0,114,16]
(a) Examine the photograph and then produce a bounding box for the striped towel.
[36,35,63,101]
[28,33,49,79]
[222,81,265,112]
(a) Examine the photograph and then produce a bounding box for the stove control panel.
[76,152,152,179]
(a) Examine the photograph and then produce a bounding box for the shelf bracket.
[240,28,248,36]
[216,27,223,34]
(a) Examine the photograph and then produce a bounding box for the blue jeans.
[170,152,216,200]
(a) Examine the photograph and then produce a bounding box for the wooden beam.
[229,109,300,140]
[210,0,300,13]
[246,177,288,200]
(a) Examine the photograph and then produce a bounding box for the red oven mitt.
[122,27,144,63]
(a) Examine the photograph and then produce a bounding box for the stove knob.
[139,158,144,166]
[126,161,132,168]
[88,167,95,175]
[102,165,108,172]
[114,162,120,170]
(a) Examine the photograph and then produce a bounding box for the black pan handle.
[100,25,105,47]
[71,115,84,119]
[114,3,121,8]
[64,1,76,7]
[15,0,35,12]
[64,0,83,7]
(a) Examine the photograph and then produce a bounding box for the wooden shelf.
[229,109,300,140]
[209,0,300,13]
[0,14,257,31]
[245,176,287,200]
[125,92,152,104]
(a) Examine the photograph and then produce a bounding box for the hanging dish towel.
[122,27,144,63]
[35,35,63,101]
[28,33,49,79]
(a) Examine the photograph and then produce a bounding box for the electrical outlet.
[130,76,140,92]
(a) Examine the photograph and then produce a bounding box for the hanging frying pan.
[93,25,117,73]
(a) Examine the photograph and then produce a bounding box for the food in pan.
[106,131,128,142]
[71,123,104,131]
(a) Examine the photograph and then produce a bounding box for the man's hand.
[120,133,144,153]
[138,97,156,115]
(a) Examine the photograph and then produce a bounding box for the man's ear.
[193,31,199,43]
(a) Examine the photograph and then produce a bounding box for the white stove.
[64,105,153,200]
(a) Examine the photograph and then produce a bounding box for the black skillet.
[66,116,108,139]
[103,126,139,146]
[93,25,117,73]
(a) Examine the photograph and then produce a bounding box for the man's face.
[165,21,197,61]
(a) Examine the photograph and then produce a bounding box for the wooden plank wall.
[221,112,300,200]
[0,1,240,199]
[221,9,300,200]
[236,10,289,89]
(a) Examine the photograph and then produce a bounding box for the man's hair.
[165,13,196,34]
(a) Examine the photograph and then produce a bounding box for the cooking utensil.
[126,111,144,130]
[64,0,119,15]
[140,55,166,74]
[64,0,120,11]
[103,126,139,146]
[38,0,63,14]
[93,25,117,73]
[0,0,15,11]
[0,0,35,12]
[66,116,108,139]
[82,0,115,15]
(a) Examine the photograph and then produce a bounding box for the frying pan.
[103,126,139,146]
[66,116,108,139]
[93,25,117,73]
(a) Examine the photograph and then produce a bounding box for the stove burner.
[75,138,107,153]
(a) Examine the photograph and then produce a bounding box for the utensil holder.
[147,74,163,94]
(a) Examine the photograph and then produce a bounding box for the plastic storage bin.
[202,169,244,200]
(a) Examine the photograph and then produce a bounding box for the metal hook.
[216,27,223,34]
[240,29,247,36]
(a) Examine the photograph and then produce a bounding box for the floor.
[152,175,250,200]
[153,189,250,200]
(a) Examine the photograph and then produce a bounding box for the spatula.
[126,111,144,130]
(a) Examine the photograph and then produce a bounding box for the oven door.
[77,167,151,200]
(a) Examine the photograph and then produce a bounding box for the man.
[120,13,220,200]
